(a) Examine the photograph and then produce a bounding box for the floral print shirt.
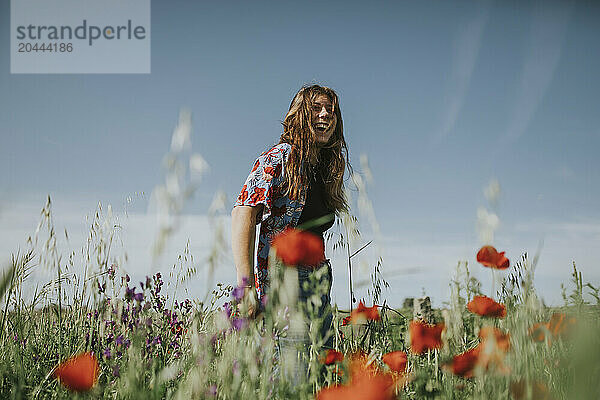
[234,142,306,300]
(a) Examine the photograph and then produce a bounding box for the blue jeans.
[274,260,334,384]
[296,260,334,348]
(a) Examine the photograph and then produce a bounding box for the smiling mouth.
[314,123,329,133]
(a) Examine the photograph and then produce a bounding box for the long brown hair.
[279,84,351,214]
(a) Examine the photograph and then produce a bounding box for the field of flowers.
[1,115,599,399]
[1,208,599,400]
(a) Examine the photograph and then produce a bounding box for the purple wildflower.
[206,385,217,397]
[223,302,232,318]
[152,273,163,296]
[231,286,245,302]
[103,348,112,359]
[112,365,120,377]
[125,286,135,301]
[115,335,124,346]
[231,317,246,331]
[133,292,144,302]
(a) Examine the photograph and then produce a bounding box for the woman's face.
[311,94,337,145]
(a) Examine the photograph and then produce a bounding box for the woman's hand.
[238,286,260,319]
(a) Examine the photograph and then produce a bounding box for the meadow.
[1,113,599,399]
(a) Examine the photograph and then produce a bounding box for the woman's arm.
[231,204,263,317]
[231,205,262,285]
[232,146,287,315]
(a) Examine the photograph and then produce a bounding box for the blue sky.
[1,0,598,308]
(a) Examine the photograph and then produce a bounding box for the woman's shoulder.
[258,142,292,164]
[261,142,292,156]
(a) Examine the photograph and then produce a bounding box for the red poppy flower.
[317,356,395,400]
[529,313,576,344]
[467,296,506,318]
[529,322,547,342]
[479,326,510,352]
[346,352,380,383]
[477,326,511,375]
[348,371,395,400]
[446,327,510,378]
[317,374,395,400]
[271,228,325,267]
[341,315,352,326]
[449,346,481,378]
[53,352,99,392]
[348,301,380,324]
[322,349,344,365]
[409,320,445,354]
[476,245,510,269]
[382,351,407,374]
[547,312,575,337]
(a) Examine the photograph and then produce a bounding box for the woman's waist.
[295,258,331,272]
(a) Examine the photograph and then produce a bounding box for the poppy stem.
[359,321,371,349]
[57,254,63,358]
[492,269,497,299]
[344,224,356,345]
[434,349,439,379]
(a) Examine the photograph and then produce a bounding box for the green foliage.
[1,192,599,399]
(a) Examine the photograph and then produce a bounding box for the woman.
[231,84,351,352]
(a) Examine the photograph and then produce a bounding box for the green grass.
[0,203,598,400]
